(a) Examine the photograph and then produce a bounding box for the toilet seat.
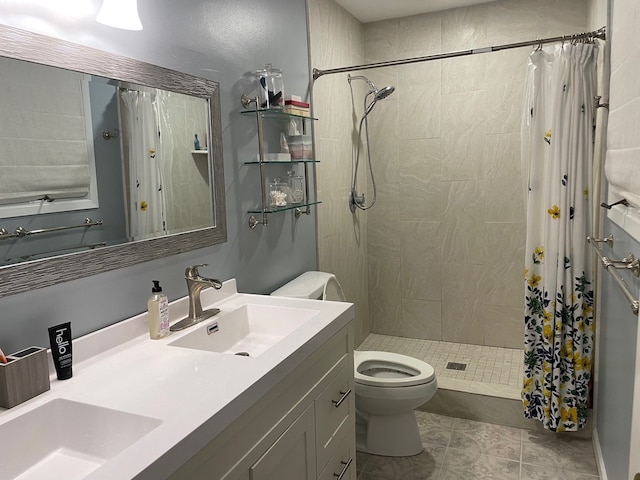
[354,351,435,387]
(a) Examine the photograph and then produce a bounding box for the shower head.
[347,74,396,115]
[374,85,395,101]
[364,85,395,115]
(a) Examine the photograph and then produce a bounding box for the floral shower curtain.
[120,90,167,240]
[521,42,598,432]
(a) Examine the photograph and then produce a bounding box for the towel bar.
[0,218,103,241]
[587,235,640,315]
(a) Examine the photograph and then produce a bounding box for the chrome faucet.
[170,264,222,332]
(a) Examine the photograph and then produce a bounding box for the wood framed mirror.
[0,25,226,297]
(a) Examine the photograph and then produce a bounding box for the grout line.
[519,431,524,479]
[434,450,445,480]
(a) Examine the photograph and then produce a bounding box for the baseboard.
[592,427,608,480]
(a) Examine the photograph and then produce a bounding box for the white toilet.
[271,271,438,457]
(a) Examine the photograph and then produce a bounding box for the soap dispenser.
[148,280,170,339]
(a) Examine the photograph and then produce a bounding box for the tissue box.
[0,346,50,408]
[288,135,313,159]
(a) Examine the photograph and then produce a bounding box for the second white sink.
[168,303,320,357]
[0,399,162,480]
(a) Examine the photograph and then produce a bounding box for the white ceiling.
[334,0,496,23]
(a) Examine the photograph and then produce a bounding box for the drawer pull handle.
[333,457,353,480]
[332,388,352,408]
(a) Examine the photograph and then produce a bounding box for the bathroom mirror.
[0,25,226,297]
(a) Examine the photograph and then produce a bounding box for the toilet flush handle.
[332,388,352,408]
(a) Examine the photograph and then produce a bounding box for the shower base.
[358,334,535,429]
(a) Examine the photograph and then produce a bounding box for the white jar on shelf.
[268,178,288,208]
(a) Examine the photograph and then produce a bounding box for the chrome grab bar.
[602,254,640,277]
[587,235,640,315]
[587,234,613,248]
[0,218,103,241]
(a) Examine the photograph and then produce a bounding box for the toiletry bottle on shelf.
[194,133,201,150]
[148,280,170,339]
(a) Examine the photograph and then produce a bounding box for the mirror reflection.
[0,59,214,266]
[0,24,226,298]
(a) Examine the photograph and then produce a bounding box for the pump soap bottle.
[148,280,170,339]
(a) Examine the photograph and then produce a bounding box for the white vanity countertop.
[0,279,354,480]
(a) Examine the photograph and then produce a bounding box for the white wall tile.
[402,298,443,340]
[398,12,442,56]
[399,138,442,222]
[400,220,443,301]
[309,0,369,344]
[312,0,588,349]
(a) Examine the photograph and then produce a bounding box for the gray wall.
[596,220,638,480]
[594,0,640,478]
[0,0,317,354]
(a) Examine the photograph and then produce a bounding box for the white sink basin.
[168,303,320,357]
[0,399,162,480]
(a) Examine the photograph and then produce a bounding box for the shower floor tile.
[358,334,524,400]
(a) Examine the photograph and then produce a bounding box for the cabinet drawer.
[315,353,353,471]
[317,433,356,480]
[249,404,316,480]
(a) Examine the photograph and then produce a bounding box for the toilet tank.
[271,271,346,302]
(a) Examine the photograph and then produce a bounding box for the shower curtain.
[120,90,167,240]
[521,42,598,432]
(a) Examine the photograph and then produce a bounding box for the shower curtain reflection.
[120,89,168,241]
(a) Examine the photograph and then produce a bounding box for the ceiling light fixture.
[96,0,143,31]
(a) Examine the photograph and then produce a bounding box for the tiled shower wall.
[163,93,212,234]
[308,0,370,345]
[309,0,589,349]
[361,0,589,349]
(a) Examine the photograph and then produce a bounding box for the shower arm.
[348,74,378,94]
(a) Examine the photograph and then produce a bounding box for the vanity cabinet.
[168,323,355,480]
[240,95,321,229]
[318,434,356,480]
[248,404,316,480]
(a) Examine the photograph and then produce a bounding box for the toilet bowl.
[271,271,439,457]
[354,350,437,456]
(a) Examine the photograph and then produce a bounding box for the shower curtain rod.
[313,26,606,80]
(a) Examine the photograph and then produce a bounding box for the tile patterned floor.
[358,334,524,399]
[356,411,601,480]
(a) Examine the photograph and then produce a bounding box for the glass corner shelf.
[247,201,322,215]
[244,159,319,165]
[240,109,318,121]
